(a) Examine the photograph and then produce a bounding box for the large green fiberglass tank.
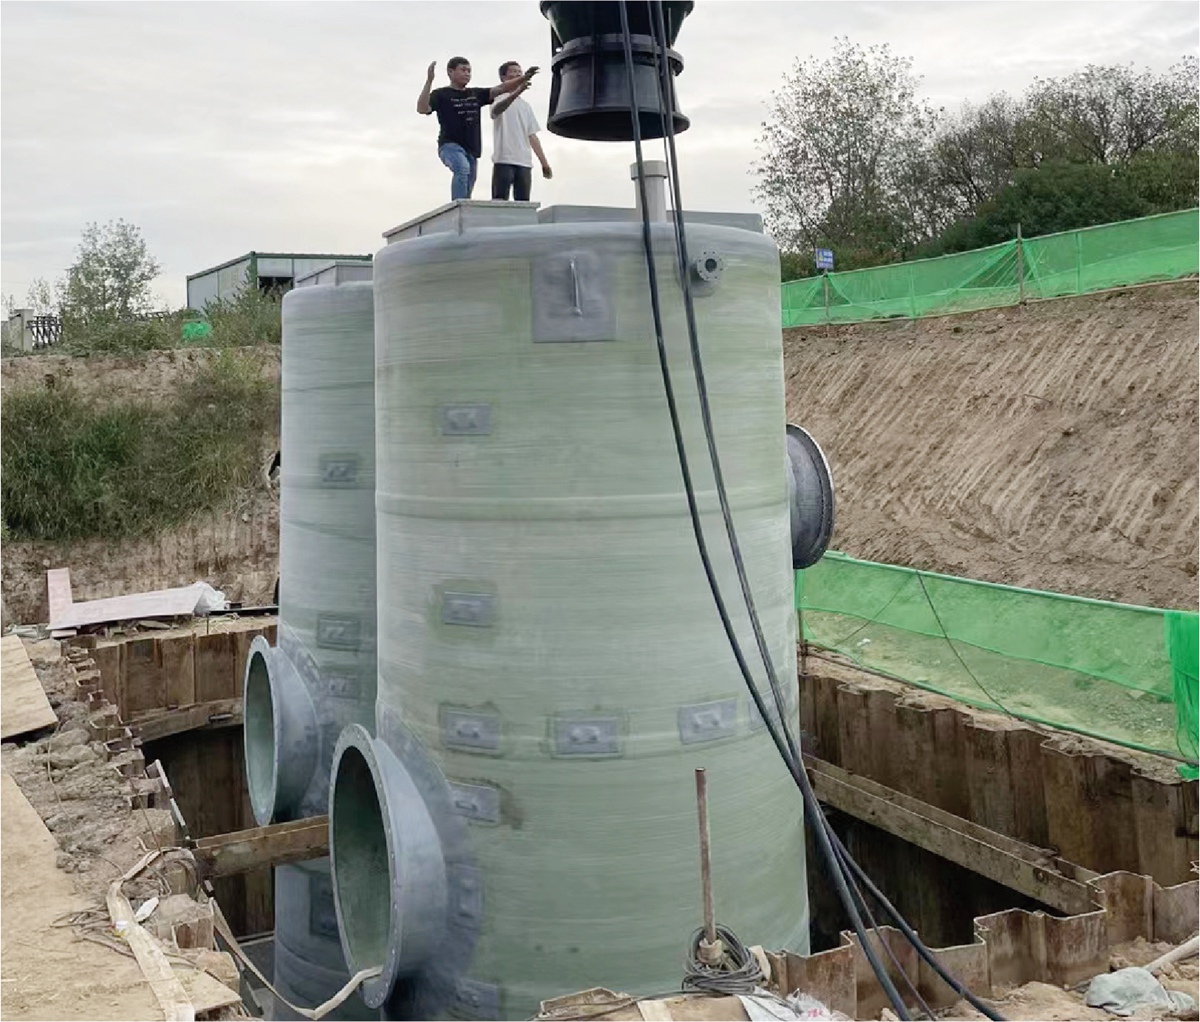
[330,217,807,1020]
[243,266,376,1020]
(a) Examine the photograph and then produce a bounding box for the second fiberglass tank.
[333,214,807,1020]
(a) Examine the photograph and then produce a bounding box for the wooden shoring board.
[134,699,243,744]
[805,754,1097,915]
[193,816,329,878]
[1,634,56,739]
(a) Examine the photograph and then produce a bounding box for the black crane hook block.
[540,1,693,141]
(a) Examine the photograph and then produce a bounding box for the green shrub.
[1,350,279,542]
[204,287,283,347]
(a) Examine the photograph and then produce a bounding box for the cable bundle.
[682,925,764,996]
[617,4,1007,1019]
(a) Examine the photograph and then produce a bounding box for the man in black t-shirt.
[417,57,538,200]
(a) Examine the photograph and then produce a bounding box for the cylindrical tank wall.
[247,280,377,1019]
[276,279,378,821]
[336,222,806,1019]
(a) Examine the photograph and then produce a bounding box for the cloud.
[2,0,1196,307]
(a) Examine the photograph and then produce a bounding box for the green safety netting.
[795,551,1200,770]
[781,208,1199,328]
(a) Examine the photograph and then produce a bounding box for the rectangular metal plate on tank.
[441,709,502,754]
[440,403,493,436]
[453,978,501,1020]
[382,199,541,244]
[449,863,485,926]
[532,251,616,342]
[449,782,501,824]
[552,715,622,757]
[318,452,360,487]
[441,592,496,628]
[323,666,363,702]
[536,204,764,233]
[294,260,373,288]
[678,698,739,744]
[315,613,362,651]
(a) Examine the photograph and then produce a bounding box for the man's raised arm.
[492,80,529,119]
[489,66,538,101]
[417,60,437,114]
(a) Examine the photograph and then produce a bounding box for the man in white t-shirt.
[490,61,552,201]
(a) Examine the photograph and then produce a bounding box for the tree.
[59,220,161,330]
[929,94,1040,217]
[926,161,1151,255]
[1025,58,1199,165]
[754,38,940,269]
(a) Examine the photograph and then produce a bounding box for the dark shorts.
[492,163,532,202]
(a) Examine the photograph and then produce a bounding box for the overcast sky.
[2,0,1196,309]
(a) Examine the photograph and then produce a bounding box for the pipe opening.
[331,744,391,973]
[244,649,277,822]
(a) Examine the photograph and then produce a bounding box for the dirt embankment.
[3,286,1196,622]
[0,346,279,403]
[1,348,281,625]
[784,282,1199,610]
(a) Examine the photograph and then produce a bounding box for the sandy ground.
[943,937,1200,1021]
[784,282,1199,610]
[0,770,166,1021]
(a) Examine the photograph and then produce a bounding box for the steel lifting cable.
[628,4,1007,1020]
[615,5,915,1019]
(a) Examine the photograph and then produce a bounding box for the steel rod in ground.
[694,767,716,946]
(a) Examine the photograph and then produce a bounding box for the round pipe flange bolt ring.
[329,724,459,1013]
[243,636,319,825]
[786,423,836,569]
[691,250,724,284]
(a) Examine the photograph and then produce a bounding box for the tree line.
[754,40,1199,279]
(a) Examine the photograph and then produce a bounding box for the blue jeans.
[438,143,477,200]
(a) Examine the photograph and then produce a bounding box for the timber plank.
[134,699,241,743]
[194,817,330,878]
[0,635,56,739]
[195,632,237,702]
[123,637,165,716]
[805,755,1095,915]
[160,635,196,709]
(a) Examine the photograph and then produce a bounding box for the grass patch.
[2,350,279,542]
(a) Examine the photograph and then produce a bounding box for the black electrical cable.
[615,6,913,1019]
[682,924,764,995]
[637,7,1006,1021]
[643,1,800,767]
[829,828,1006,1021]
[830,834,937,1020]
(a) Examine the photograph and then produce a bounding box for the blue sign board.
[814,248,835,271]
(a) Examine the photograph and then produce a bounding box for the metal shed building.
[186,251,372,310]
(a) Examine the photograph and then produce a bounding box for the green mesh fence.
[781,208,1199,328]
[796,551,1200,770]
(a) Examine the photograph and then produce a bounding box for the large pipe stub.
[541,1,692,141]
[786,423,836,569]
[244,636,319,825]
[329,714,480,1017]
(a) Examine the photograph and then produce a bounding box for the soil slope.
[784,282,1199,609]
